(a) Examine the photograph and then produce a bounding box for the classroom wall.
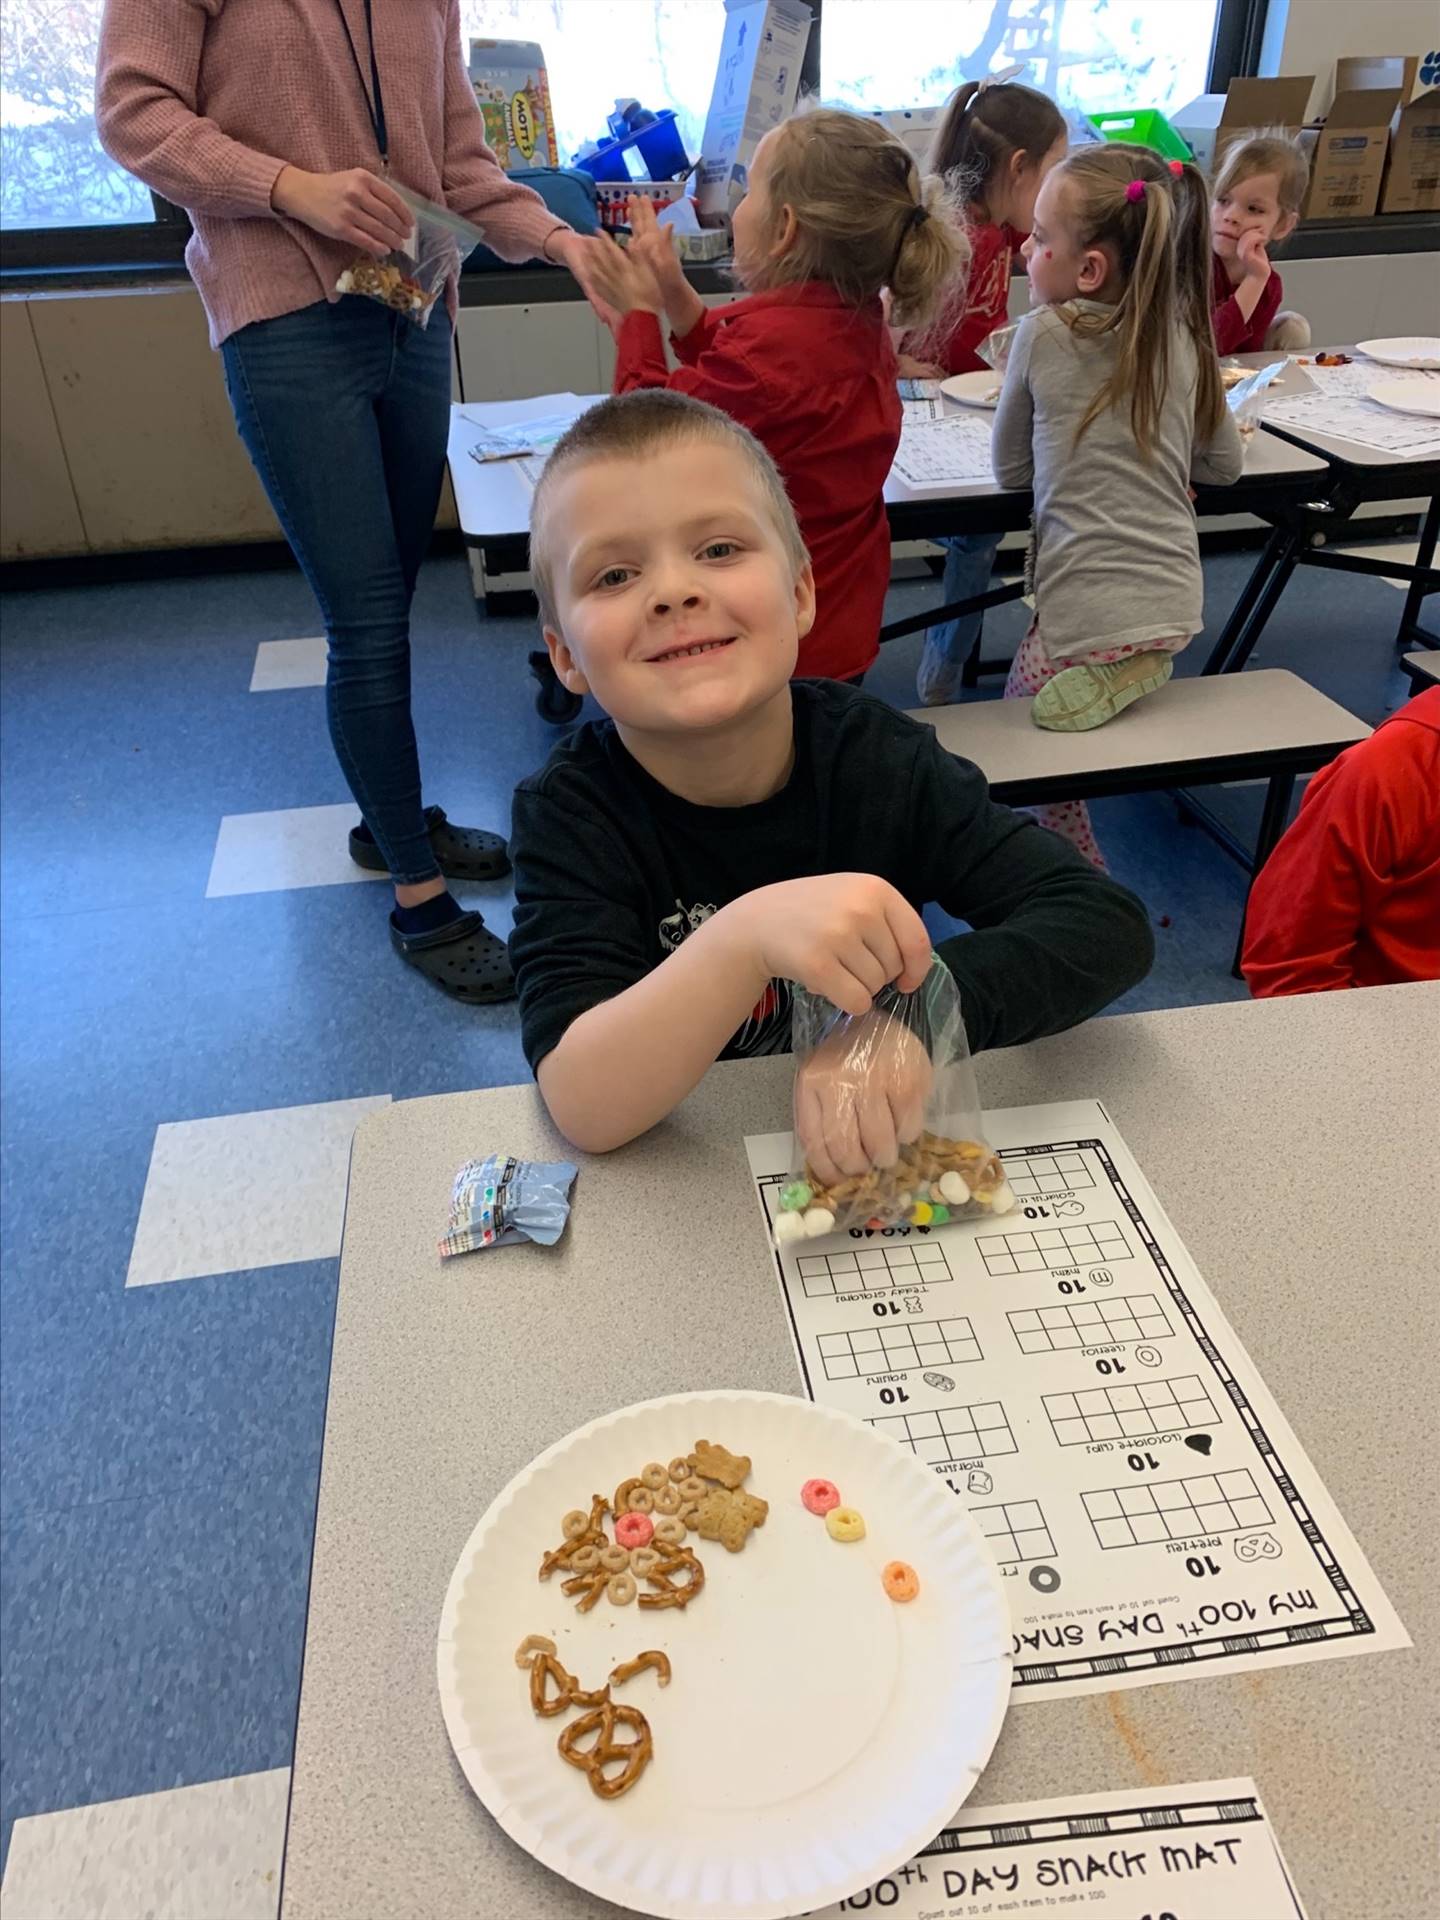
[2,254,1435,562]
[1260,0,1436,119]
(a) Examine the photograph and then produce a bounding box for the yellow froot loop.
[825,1505,867,1543]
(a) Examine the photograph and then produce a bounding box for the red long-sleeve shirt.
[1242,689,1440,997]
[903,221,1021,376]
[613,284,901,681]
[1211,252,1285,356]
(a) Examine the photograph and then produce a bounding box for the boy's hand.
[796,1010,933,1185]
[1236,229,1272,283]
[730,874,932,1018]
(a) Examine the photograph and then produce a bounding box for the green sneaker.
[1031,653,1175,732]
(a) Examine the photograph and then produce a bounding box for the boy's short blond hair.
[529,390,810,631]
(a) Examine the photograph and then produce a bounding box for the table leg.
[1394,493,1439,652]
[1202,522,1300,676]
[1232,771,1296,977]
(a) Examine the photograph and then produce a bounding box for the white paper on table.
[747,1100,1409,1703]
[1291,359,1440,401]
[892,413,996,489]
[902,395,943,424]
[810,1776,1307,1918]
[1264,389,1440,458]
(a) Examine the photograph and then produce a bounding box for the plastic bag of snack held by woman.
[773,958,1014,1246]
[336,186,486,329]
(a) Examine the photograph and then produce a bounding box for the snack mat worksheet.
[747,1101,1408,1703]
[812,1776,1307,1918]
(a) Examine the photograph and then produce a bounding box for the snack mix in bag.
[336,187,485,330]
[438,1153,577,1258]
[774,958,1014,1246]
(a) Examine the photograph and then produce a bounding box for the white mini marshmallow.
[938,1170,969,1205]
[774,1210,806,1245]
[802,1207,836,1238]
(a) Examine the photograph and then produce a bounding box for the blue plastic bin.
[574,109,690,183]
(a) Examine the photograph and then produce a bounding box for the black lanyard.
[334,0,388,165]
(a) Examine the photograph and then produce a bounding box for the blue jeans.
[916,530,1003,706]
[222,298,453,884]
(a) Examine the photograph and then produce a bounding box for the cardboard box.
[1172,76,1313,174]
[696,0,813,223]
[1381,86,1440,212]
[1332,55,1419,105]
[1301,83,1403,219]
[469,39,558,173]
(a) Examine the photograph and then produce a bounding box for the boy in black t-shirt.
[510,391,1153,1157]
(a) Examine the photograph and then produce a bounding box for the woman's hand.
[271,166,412,254]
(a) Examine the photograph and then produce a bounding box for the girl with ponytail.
[989,144,1243,868]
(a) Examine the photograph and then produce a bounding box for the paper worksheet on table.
[746,1100,1408,1703]
[813,1776,1307,1918]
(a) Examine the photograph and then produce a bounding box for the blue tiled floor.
[0,537,1416,1865]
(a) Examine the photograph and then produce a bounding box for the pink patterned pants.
[1003,627,1188,871]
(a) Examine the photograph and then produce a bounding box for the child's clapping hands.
[795,1007,934,1187]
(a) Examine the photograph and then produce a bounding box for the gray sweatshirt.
[991,300,1245,661]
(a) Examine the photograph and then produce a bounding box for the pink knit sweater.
[96,0,570,347]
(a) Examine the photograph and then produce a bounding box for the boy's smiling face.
[541,438,815,737]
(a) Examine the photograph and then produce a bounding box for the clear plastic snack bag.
[336,186,486,329]
[773,958,1014,1247]
[977,319,1020,376]
[1224,358,1287,438]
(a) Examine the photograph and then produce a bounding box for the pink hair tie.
[1125,179,1146,203]
[1168,159,1185,177]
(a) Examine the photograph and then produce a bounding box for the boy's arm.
[911,739,1154,1049]
[989,315,1036,491]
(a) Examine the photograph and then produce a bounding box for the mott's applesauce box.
[469,39,558,171]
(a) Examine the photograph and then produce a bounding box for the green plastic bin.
[1086,108,1193,161]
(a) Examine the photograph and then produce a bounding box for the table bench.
[911,668,1368,965]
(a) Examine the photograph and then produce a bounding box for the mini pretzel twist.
[557,1701,654,1799]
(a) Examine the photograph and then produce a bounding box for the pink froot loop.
[801,1478,841,1516]
[614,1511,654,1551]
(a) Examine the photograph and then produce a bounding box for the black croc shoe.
[351,806,509,881]
[388,910,514,1004]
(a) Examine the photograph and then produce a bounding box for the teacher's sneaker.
[1030,654,1174,732]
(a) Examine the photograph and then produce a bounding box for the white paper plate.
[1357,336,1440,371]
[438,1388,1011,1919]
[940,369,1004,410]
[1369,379,1440,420]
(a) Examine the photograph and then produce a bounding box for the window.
[458,0,725,170]
[821,0,1225,127]
[1,0,151,229]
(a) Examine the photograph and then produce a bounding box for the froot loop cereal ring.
[677,1475,707,1503]
[599,1544,632,1575]
[614,1511,654,1551]
[881,1560,921,1603]
[607,1571,638,1606]
[652,1483,682,1516]
[668,1457,691,1483]
[652,1516,686,1548]
[513,1633,556,1670]
[561,1508,591,1540]
[568,1544,601,1575]
[825,1506,867,1543]
[801,1478,841,1516]
[629,1547,659,1577]
[640,1462,669,1491]
[627,1486,655,1514]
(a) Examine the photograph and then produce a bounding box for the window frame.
[0,0,1261,278]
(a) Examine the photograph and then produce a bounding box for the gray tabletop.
[281,986,1440,1920]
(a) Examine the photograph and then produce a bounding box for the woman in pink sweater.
[97,0,599,1001]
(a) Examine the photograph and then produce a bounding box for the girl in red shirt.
[898,82,1067,706]
[1209,132,1311,354]
[573,110,967,682]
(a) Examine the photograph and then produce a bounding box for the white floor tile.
[1,1768,289,1920]
[1343,540,1419,591]
[206,803,385,897]
[249,637,328,691]
[126,1094,391,1287]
